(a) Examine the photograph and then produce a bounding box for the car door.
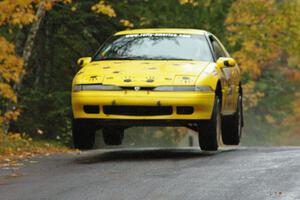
[215,37,240,114]
[213,35,240,114]
[209,35,235,114]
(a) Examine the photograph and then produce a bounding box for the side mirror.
[216,57,236,69]
[77,57,92,67]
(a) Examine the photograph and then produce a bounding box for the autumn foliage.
[226,0,300,109]
[227,0,300,78]
[0,128,71,168]
[0,0,75,128]
[0,0,299,154]
[0,0,29,129]
[226,0,300,142]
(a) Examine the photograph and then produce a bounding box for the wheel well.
[239,82,243,97]
[238,82,244,126]
[215,81,222,108]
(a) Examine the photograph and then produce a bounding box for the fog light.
[83,105,100,114]
[177,106,194,115]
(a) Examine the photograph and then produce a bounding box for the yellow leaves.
[0,84,17,103]
[0,0,73,26]
[227,0,300,110]
[265,114,276,124]
[71,6,77,12]
[0,109,21,129]
[282,68,300,81]
[227,0,300,78]
[8,133,23,141]
[281,93,300,141]
[0,131,31,154]
[178,0,199,7]
[0,0,37,26]
[44,0,72,11]
[0,130,72,168]
[44,1,54,11]
[139,17,150,27]
[0,0,75,133]
[226,0,273,29]
[91,1,116,18]
[61,0,72,4]
[0,4,24,126]
[0,36,24,103]
[243,81,264,110]
[233,40,280,79]
[4,110,21,121]
[119,19,134,29]
[0,0,75,144]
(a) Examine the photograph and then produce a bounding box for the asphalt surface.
[0,146,300,200]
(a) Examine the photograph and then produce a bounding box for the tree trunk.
[18,0,47,90]
[3,1,47,133]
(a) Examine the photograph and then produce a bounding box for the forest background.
[1,0,300,157]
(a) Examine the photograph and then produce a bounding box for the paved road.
[0,147,300,200]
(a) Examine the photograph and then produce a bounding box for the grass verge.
[0,131,72,168]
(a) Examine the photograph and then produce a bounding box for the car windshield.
[93,34,213,61]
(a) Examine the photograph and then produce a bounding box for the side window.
[210,36,226,59]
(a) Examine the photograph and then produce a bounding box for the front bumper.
[72,90,215,120]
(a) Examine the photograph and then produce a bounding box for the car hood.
[74,60,211,86]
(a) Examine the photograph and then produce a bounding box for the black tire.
[199,96,222,151]
[221,94,243,145]
[72,119,96,150]
[102,127,124,145]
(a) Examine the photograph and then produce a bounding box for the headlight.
[153,86,212,92]
[73,85,82,92]
[73,84,121,92]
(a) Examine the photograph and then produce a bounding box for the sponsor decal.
[90,76,97,81]
[125,33,191,38]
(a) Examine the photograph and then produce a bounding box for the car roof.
[115,28,209,36]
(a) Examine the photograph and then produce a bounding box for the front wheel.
[72,119,96,150]
[222,94,243,145]
[199,96,222,151]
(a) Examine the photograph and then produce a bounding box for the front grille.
[103,106,173,116]
[120,87,155,91]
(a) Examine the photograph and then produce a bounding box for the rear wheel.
[221,94,243,145]
[103,127,124,145]
[72,119,96,150]
[199,96,222,151]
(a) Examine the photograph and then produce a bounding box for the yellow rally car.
[72,29,243,151]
